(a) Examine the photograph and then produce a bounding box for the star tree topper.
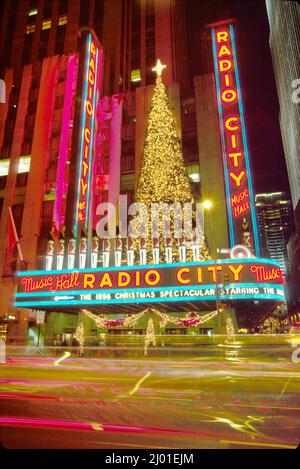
[152,59,166,77]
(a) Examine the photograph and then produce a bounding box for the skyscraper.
[0,0,230,343]
[255,192,293,274]
[266,0,300,212]
[266,0,300,306]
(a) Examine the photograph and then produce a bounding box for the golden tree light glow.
[135,68,210,261]
[75,322,85,355]
[82,307,220,356]
[144,318,156,356]
[152,59,166,77]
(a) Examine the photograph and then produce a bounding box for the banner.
[15,259,285,307]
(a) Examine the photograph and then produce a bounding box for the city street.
[1,340,299,449]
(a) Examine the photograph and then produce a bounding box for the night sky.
[186,0,291,197]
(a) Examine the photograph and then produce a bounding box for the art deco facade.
[0,0,230,343]
[266,0,300,211]
[255,192,293,274]
[266,0,300,308]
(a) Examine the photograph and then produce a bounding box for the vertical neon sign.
[211,23,260,255]
[53,54,77,236]
[74,33,100,238]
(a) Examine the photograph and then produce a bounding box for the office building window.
[0,176,7,191]
[16,172,28,188]
[55,24,66,54]
[1,0,17,67]
[94,0,104,40]
[42,19,51,30]
[59,0,68,15]
[58,15,68,26]
[28,8,38,17]
[1,146,11,160]
[43,0,52,19]
[21,141,32,155]
[38,28,50,61]
[22,32,34,65]
[130,0,141,89]
[26,24,36,34]
[79,0,89,27]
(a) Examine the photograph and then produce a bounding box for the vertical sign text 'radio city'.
[212,23,260,255]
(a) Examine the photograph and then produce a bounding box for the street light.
[203,200,212,210]
[203,200,214,236]
[203,200,221,331]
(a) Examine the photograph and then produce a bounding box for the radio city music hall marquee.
[75,33,101,236]
[15,259,285,308]
[211,22,260,255]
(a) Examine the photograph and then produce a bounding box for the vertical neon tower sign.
[74,33,101,238]
[211,22,260,255]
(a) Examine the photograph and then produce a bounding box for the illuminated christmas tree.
[144,318,156,356]
[137,61,191,205]
[136,59,210,261]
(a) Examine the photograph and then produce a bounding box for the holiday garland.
[82,306,223,329]
[82,307,222,356]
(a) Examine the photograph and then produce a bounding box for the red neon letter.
[118,272,131,287]
[218,45,231,58]
[225,117,239,131]
[219,59,232,72]
[90,42,96,55]
[229,171,245,187]
[177,268,191,285]
[88,70,94,85]
[80,179,88,195]
[89,58,95,73]
[230,134,237,149]
[207,265,222,282]
[82,160,89,177]
[216,30,229,43]
[100,273,113,288]
[86,100,93,116]
[145,270,161,286]
[224,74,230,86]
[221,89,237,103]
[228,152,242,167]
[228,264,244,281]
[84,274,95,289]
[84,128,91,143]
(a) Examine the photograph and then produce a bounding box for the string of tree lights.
[135,60,210,262]
[81,306,223,355]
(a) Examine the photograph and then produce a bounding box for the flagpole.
[8,206,24,262]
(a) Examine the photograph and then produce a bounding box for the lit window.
[26,24,36,34]
[131,69,141,82]
[18,156,31,174]
[58,15,67,26]
[28,8,38,16]
[42,19,51,30]
[188,172,200,183]
[0,156,31,177]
